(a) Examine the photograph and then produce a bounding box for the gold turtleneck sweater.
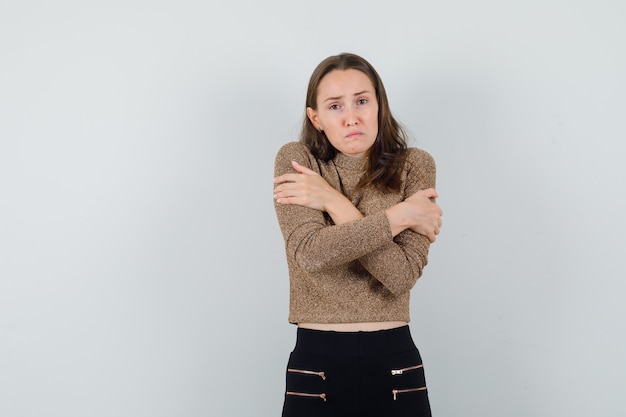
[274,141,436,324]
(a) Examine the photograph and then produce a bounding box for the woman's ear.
[306,107,321,131]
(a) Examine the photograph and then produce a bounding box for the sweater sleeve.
[356,149,436,296]
[273,142,394,273]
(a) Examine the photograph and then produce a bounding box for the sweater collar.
[332,151,366,171]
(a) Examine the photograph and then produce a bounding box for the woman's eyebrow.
[323,90,372,103]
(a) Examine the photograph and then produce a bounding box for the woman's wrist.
[325,192,363,225]
[385,202,411,237]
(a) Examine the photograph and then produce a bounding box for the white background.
[1,1,625,416]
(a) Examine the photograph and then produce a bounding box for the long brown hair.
[300,53,407,193]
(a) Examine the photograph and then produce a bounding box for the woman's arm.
[274,160,363,225]
[273,143,393,273]
[273,143,441,280]
[356,149,441,295]
[384,189,442,241]
[275,161,441,241]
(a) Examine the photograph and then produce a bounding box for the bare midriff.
[298,321,407,332]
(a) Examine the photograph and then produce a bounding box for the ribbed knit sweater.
[274,141,436,324]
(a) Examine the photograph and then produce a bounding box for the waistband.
[293,325,416,357]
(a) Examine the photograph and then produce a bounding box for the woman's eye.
[357,98,368,105]
[329,104,340,110]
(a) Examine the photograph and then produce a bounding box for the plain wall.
[1,1,625,416]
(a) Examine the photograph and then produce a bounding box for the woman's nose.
[345,107,358,126]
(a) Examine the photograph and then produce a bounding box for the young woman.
[273,53,442,417]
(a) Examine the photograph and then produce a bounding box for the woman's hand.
[385,188,443,242]
[274,161,362,224]
[404,189,443,241]
[273,161,337,211]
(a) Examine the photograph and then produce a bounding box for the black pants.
[281,326,432,417]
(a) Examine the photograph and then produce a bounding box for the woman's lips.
[346,131,362,139]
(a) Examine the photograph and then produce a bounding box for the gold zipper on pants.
[392,387,427,400]
[287,368,326,380]
[390,364,423,376]
[286,391,327,401]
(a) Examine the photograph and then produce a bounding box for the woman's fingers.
[414,187,439,201]
[274,172,298,185]
[273,161,318,186]
[274,170,335,211]
[402,189,443,242]
[291,160,317,175]
[274,182,304,201]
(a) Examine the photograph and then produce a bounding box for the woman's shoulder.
[401,147,437,190]
[274,142,319,174]
[276,141,311,158]
[275,141,316,165]
[406,146,434,163]
[405,147,435,172]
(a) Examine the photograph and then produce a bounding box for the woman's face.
[307,69,379,158]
